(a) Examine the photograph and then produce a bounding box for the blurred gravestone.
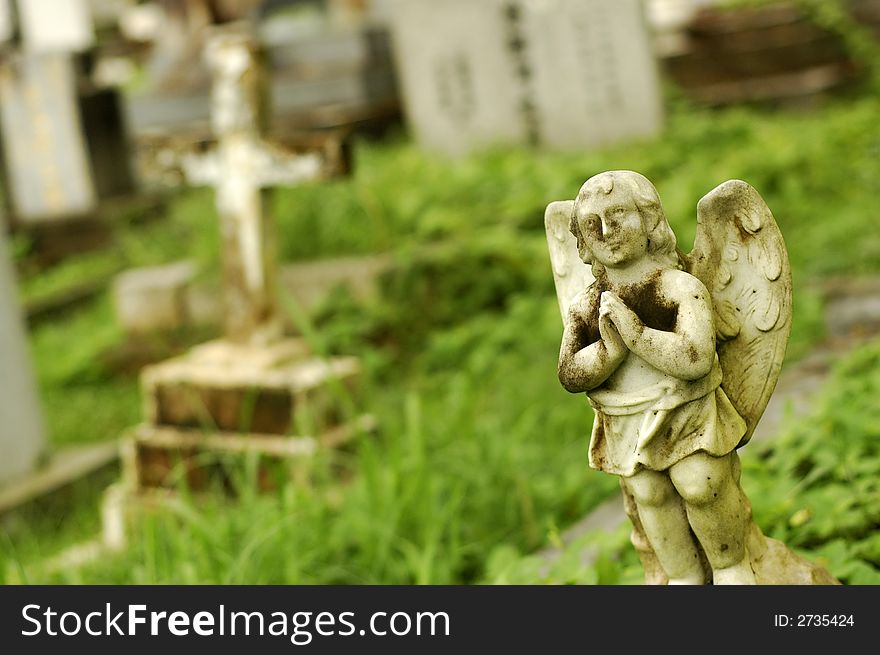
[0,0,134,230]
[0,0,11,42]
[0,54,98,223]
[388,0,663,155]
[17,0,95,53]
[0,228,47,486]
[113,261,198,334]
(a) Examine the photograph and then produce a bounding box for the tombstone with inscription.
[104,25,366,549]
[0,0,134,229]
[0,228,47,486]
[388,0,663,156]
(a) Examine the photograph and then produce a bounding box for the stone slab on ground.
[113,254,391,334]
[279,254,390,315]
[0,442,118,515]
[113,261,197,333]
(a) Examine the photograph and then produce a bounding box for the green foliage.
[8,93,880,583]
[0,471,116,585]
[488,338,880,585]
[742,338,880,584]
[486,524,644,585]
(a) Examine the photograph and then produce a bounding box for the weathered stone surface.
[184,26,336,344]
[18,0,94,53]
[124,423,317,492]
[0,227,46,486]
[114,255,392,334]
[388,0,663,156]
[279,254,390,316]
[113,261,196,333]
[102,24,369,551]
[0,53,97,223]
[750,533,840,585]
[141,339,360,435]
[126,417,375,493]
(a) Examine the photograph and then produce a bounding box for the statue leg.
[622,468,707,584]
[669,451,756,585]
[620,480,668,585]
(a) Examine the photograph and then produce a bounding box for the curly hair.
[569,171,679,272]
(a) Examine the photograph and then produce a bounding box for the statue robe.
[586,356,746,477]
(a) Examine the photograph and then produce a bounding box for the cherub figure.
[546,171,835,585]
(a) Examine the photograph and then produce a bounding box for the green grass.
[486,337,880,585]
[5,93,880,583]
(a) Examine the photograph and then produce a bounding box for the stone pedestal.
[101,25,369,551]
[140,339,360,431]
[103,338,367,549]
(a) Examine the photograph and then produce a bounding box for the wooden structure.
[661,3,869,105]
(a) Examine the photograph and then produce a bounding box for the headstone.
[113,261,197,334]
[0,53,97,222]
[0,228,47,485]
[0,1,134,228]
[17,0,95,53]
[0,0,12,43]
[388,0,663,155]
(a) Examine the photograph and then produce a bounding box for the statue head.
[570,171,678,272]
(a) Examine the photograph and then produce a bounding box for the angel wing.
[544,200,595,321]
[685,180,792,446]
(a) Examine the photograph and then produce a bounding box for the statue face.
[575,187,648,268]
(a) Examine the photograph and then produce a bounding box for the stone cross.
[0,226,46,485]
[181,26,327,345]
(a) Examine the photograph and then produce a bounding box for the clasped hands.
[597,291,644,362]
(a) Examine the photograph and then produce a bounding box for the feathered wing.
[545,200,595,321]
[685,180,792,445]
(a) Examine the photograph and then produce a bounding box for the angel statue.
[546,171,837,585]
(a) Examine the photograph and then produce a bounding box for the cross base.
[101,336,370,550]
[140,338,360,435]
